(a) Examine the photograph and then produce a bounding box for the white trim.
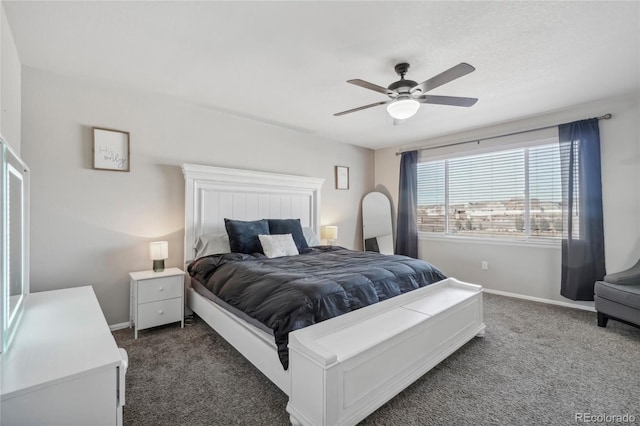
[483,288,596,312]
[182,163,325,190]
[109,321,131,331]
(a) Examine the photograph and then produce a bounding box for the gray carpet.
[112,294,640,425]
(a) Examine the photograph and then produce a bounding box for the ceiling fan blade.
[347,79,396,96]
[411,63,475,95]
[417,95,478,107]
[334,101,390,116]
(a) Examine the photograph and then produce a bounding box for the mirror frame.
[1,138,30,353]
[362,191,394,255]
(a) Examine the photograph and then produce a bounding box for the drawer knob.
[158,310,164,315]
[159,287,164,291]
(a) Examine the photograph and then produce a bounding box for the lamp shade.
[322,225,338,241]
[386,98,420,120]
[149,241,169,260]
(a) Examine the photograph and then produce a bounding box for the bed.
[182,163,485,426]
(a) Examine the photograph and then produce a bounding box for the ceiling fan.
[334,62,478,120]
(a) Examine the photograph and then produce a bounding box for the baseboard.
[483,288,596,312]
[109,321,131,331]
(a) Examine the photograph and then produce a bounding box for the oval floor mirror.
[362,192,394,255]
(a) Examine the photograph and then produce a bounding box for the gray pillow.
[302,227,320,246]
[194,233,230,259]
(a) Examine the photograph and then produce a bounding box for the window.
[417,139,575,241]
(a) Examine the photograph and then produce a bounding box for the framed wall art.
[335,165,349,190]
[92,127,130,172]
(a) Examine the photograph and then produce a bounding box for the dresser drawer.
[137,298,182,330]
[137,275,183,304]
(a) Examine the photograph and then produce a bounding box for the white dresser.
[129,268,184,339]
[0,286,127,425]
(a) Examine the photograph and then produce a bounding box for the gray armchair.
[594,259,640,328]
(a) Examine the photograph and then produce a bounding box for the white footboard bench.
[287,277,485,426]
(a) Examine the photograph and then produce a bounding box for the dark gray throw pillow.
[268,219,309,251]
[224,218,270,254]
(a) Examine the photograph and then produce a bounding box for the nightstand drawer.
[137,298,182,330]
[137,275,183,304]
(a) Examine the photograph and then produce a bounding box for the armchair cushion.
[595,281,640,310]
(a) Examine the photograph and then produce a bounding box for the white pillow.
[302,227,320,247]
[194,233,231,259]
[258,234,299,258]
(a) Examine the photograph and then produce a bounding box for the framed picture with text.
[335,165,349,190]
[92,127,130,172]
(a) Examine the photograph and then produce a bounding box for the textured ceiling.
[4,1,639,150]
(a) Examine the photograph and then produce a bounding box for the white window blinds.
[448,149,524,237]
[417,140,568,241]
[417,160,445,232]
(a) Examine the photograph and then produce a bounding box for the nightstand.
[129,267,185,339]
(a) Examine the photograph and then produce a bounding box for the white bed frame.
[182,163,485,426]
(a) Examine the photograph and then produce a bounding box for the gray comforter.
[188,246,446,369]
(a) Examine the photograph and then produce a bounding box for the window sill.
[418,233,562,249]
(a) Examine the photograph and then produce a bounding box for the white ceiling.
[4,1,639,150]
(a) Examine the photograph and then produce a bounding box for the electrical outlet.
[481,261,489,270]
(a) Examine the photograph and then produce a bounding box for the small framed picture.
[92,127,130,172]
[335,166,349,190]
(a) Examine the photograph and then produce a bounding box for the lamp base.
[152,259,165,272]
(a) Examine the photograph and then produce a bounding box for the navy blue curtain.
[559,118,606,301]
[396,150,418,257]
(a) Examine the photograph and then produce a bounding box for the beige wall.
[18,61,640,322]
[375,93,640,306]
[21,67,374,325]
[0,2,21,152]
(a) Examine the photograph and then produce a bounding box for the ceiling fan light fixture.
[334,62,476,117]
[386,98,420,120]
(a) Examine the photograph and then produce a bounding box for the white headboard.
[182,164,325,263]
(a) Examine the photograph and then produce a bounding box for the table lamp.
[149,241,168,272]
[322,226,338,246]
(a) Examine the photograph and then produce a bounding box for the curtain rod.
[394,113,612,156]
